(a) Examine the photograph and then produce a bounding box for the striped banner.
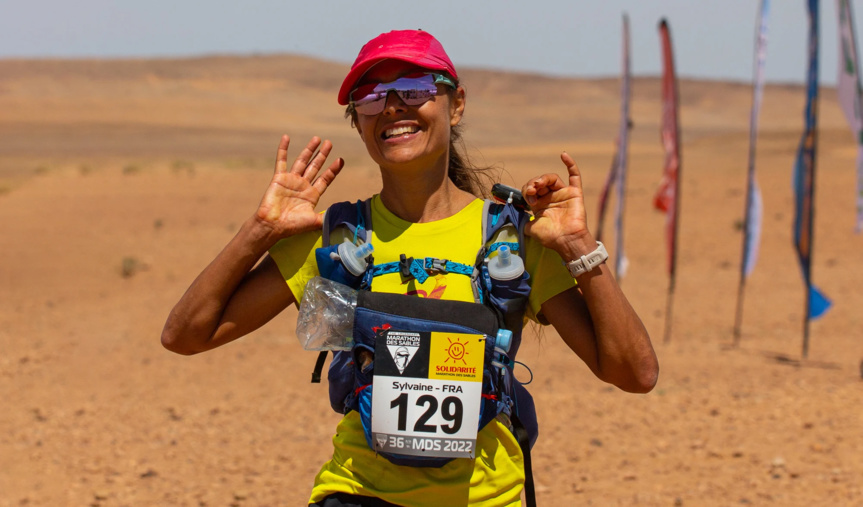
[794,0,831,357]
[596,14,632,279]
[656,18,682,342]
[836,0,863,232]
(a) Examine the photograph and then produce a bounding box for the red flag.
[656,18,682,342]
[656,19,681,279]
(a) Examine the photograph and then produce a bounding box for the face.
[352,60,465,172]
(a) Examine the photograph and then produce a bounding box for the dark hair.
[446,122,497,198]
[345,86,498,198]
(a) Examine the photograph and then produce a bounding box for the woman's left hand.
[526,153,659,393]
[522,152,593,256]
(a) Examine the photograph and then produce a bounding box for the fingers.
[303,140,334,180]
[522,173,566,207]
[273,135,290,174]
[560,152,583,189]
[272,134,341,197]
[288,136,322,175]
[521,152,584,208]
[311,157,345,195]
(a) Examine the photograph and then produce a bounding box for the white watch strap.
[565,241,609,277]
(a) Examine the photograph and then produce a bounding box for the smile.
[382,125,420,139]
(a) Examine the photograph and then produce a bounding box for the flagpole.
[733,276,747,344]
[664,275,676,344]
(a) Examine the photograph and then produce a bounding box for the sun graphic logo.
[444,336,470,365]
[430,333,483,381]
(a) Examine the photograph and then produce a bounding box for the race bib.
[371,329,485,459]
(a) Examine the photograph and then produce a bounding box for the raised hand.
[255,135,344,240]
[522,152,591,255]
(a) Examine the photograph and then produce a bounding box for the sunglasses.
[350,73,456,116]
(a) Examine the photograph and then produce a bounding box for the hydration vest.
[309,198,539,504]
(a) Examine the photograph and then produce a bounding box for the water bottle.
[486,244,524,281]
[295,277,358,351]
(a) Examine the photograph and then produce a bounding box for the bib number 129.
[390,393,463,434]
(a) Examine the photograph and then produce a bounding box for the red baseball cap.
[337,30,459,105]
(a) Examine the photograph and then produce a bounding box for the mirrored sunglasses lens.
[354,99,386,115]
[351,74,440,115]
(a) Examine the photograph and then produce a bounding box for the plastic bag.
[295,277,357,351]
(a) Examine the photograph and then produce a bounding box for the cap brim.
[337,58,385,105]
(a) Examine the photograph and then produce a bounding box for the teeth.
[384,125,419,138]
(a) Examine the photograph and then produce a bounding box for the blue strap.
[371,263,400,277]
[440,260,473,276]
[371,258,473,280]
[409,258,429,283]
[490,206,501,229]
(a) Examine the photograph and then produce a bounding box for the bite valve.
[337,240,374,276]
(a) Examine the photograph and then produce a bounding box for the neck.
[378,157,476,223]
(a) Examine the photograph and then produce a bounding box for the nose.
[382,90,408,115]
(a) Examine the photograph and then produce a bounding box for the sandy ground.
[1,56,861,506]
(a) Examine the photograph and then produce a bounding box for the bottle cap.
[338,240,373,276]
[496,329,513,353]
[487,245,524,281]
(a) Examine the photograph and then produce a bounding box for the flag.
[794,0,831,356]
[656,19,681,279]
[742,0,770,278]
[734,1,770,341]
[656,18,681,342]
[836,0,863,232]
[596,14,632,279]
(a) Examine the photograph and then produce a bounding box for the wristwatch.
[564,241,609,277]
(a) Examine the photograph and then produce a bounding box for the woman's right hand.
[255,135,344,240]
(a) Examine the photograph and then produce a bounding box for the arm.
[523,153,658,393]
[161,135,344,355]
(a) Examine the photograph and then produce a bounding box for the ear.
[449,85,466,127]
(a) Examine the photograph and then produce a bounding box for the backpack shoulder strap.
[312,198,374,385]
[481,199,528,260]
[322,199,373,248]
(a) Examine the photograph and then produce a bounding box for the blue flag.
[793,0,832,321]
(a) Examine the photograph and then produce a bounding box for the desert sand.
[0,55,861,506]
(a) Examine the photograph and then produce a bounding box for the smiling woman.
[161,29,658,507]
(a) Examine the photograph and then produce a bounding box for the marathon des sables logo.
[384,331,421,374]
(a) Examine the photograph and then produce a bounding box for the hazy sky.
[3,1,861,85]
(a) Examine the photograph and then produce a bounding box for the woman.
[162,29,658,507]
